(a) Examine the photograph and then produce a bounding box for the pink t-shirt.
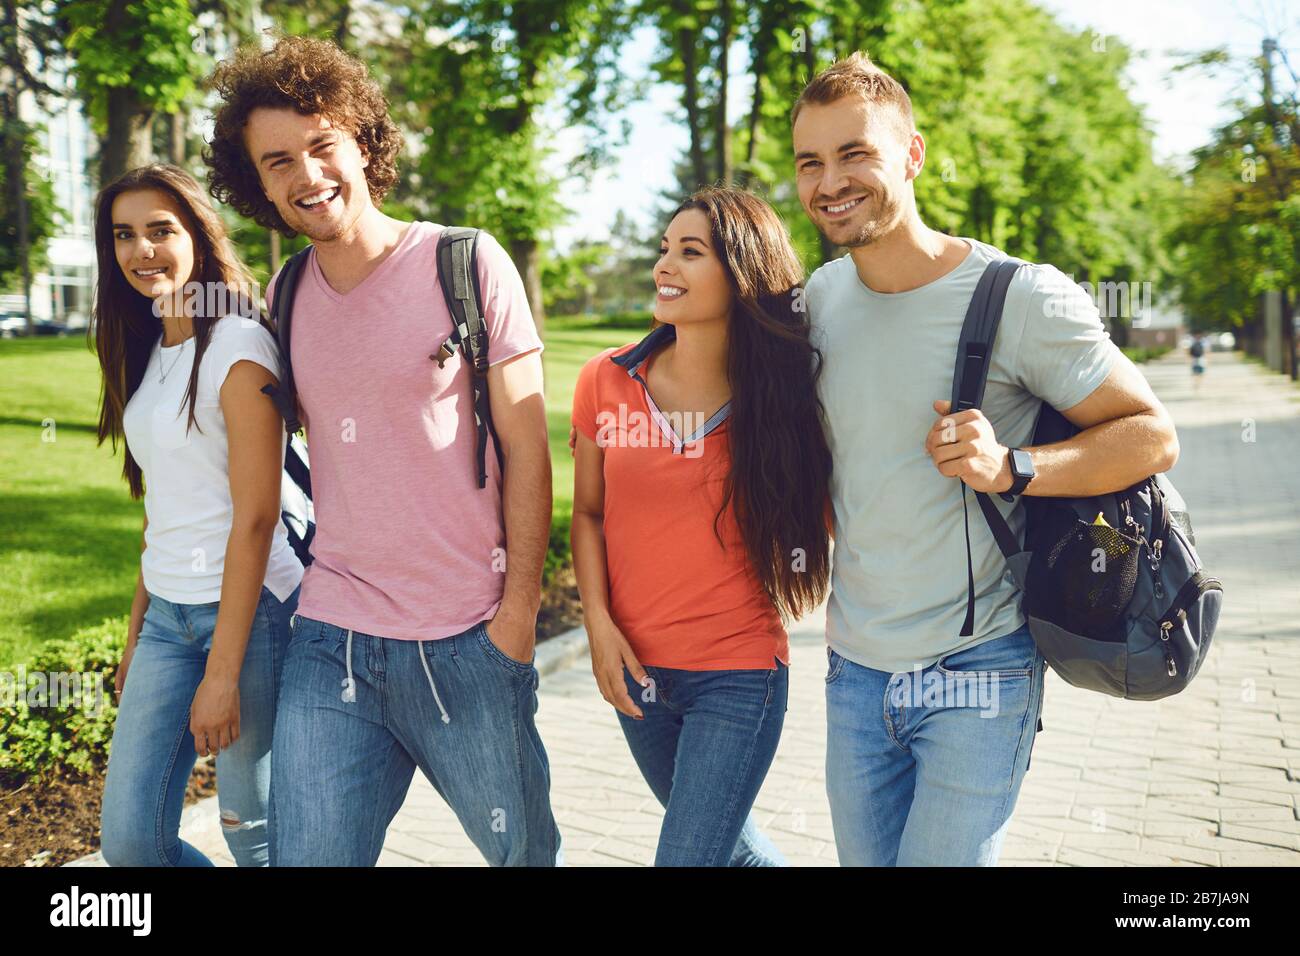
[268,221,543,639]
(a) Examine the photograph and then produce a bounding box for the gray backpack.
[951,259,1223,701]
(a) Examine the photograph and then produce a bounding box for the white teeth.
[826,198,863,213]
[135,268,165,276]
[298,187,339,207]
[658,286,685,297]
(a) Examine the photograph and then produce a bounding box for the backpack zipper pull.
[1150,538,1164,600]
[1160,619,1177,676]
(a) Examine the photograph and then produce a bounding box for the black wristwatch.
[1000,448,1035,502]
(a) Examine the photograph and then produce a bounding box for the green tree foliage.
[0,0,63,315]
[371,0,634,331]
[1172,98,1298,357]
[58,0,202,183]
[717,0,1177,302]
[0,123,60,295]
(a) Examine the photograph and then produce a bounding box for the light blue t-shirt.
[805,237,1120,673]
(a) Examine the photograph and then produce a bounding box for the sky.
[547,0,1298,250]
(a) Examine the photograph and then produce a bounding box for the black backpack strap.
[283,431,312,501]
[949,257,1026,635]
[436,227,502,490]
[261,246,313,436]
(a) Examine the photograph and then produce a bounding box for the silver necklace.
[158,337,189,384]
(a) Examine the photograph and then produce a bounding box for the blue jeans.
[617,661,788,867]
[100,585,298,867]
[825,624,1045,866]
[270,616,561,866]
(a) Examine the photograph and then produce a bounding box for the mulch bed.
[1,757,216,868]
[3,574,585,868]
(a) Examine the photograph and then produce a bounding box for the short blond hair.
[792,51,915,142]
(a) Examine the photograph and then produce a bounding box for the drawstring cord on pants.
[341,629,357,703]
[417,641,451,724]
[338,628,450,725]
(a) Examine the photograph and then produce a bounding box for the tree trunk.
[334,1,352,48]
[510,237,545,337]
[169,110,186,165]
[270,229,281,275]
[715,0,732,184]
[742,18,773,186]
[1283,287,1296,380]
[1,97,32,331]
[17,145,30,332]
[678,21,708,190]
[101,84,154,185]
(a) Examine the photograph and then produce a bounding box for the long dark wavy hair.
[90,164,263,499]
[667,186,832,621]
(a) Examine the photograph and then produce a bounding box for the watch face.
[1011,448,1034,478]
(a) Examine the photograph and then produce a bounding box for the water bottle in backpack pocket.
[951,259,1222,701]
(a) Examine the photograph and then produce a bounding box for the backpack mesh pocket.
[1027,518,1140,641]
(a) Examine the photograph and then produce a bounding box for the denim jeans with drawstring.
[269,614,561,866]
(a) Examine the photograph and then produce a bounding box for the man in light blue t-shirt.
[791,53,1180,866]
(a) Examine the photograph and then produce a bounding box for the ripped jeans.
[100,585,298,866]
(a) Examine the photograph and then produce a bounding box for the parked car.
[0,313,27,338]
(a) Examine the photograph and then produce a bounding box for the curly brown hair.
[205,35,403,235]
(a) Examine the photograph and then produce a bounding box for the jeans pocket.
[475,621,534,675]
[825,646,847,685]
[140,594,178,638]
[289,615,330,645]
[937,627,1038,680]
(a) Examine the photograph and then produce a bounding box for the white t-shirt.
[806,238,1120,673]
[122,314,304,604]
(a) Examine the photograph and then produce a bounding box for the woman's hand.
[115,636,138,697]
[190,675,240,757]
[588,616,649,719]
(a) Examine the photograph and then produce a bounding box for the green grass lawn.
[0,316,641,667]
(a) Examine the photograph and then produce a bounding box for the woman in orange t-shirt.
[571,186,832,866]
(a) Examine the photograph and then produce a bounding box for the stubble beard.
[821,191,903,249]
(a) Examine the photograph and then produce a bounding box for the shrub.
[545,512,573,588]
[0,616,126,778]
[3,520,578,781]
[1121,345,1173,364]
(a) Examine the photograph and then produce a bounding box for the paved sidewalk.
[72,351,1300,867]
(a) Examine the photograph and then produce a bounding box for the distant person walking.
[1190,334,1208,390]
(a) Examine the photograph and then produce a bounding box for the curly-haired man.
[206,36,560,867]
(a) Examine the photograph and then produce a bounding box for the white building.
[16,60,98,328]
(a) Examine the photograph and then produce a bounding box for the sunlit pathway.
[71,351,1300,867]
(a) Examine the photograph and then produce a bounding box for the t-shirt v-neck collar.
[307,220,426,303]
[610,324,732,451]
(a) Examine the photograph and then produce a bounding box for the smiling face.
[111,189,197,301]
[792,96,922,248]
[653,209,733,326]
[243,107,371,242]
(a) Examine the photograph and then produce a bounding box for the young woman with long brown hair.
[92,164,302,866]
[571,185,832,866]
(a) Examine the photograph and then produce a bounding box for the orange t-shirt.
[571,328,789,670]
